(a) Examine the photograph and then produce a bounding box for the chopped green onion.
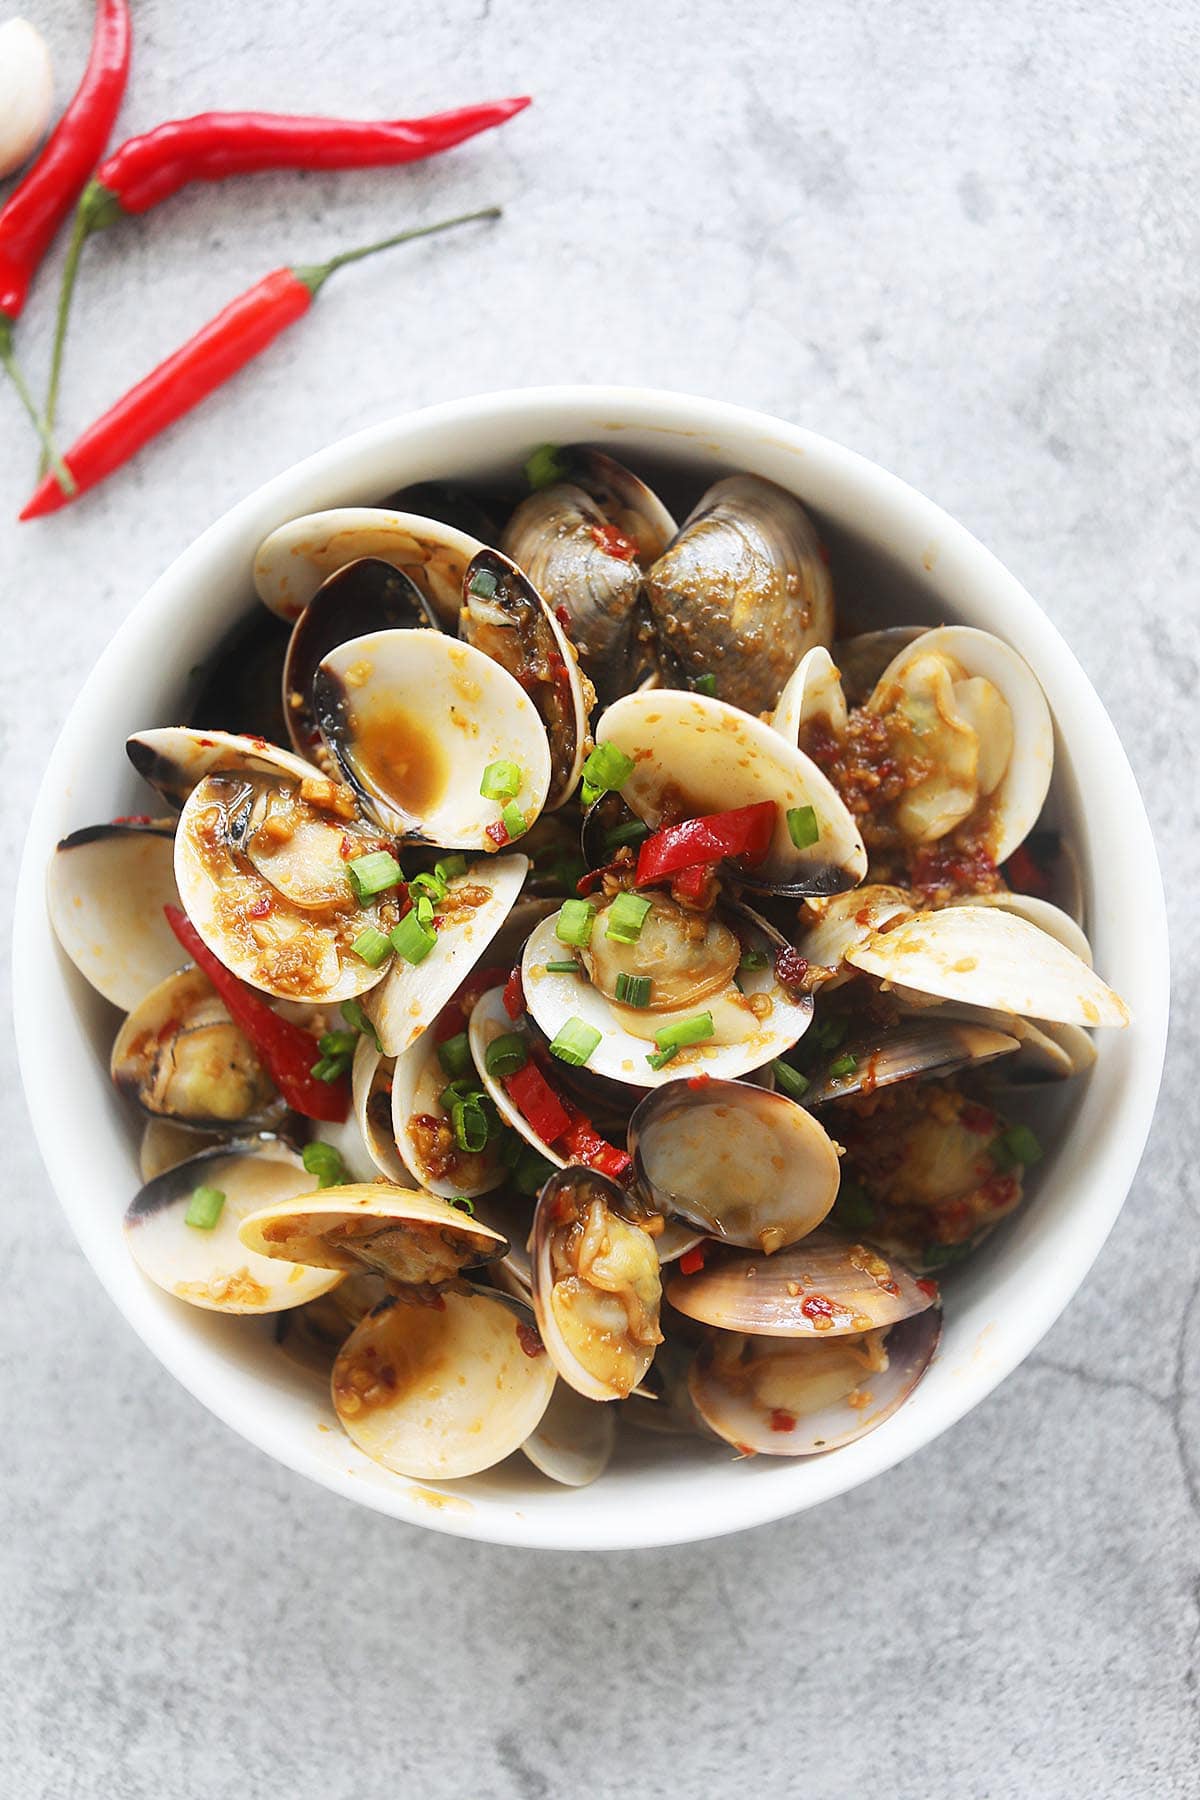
[310,1056,348,1083]
[548,1017,602,1067]
[184,1184,225,1230]
[440,1078,484,1110]
[451,1097,490,1154]
[828,1053,858,1079]
[604,891,652,943]
[513,1145,556,1196]
[302,1142,348,1189]
[468,568,499,598]
[692,673,717,697]
[407,870,448,904]
[434,854,467,885]
[346,849,403,902]
[319,1029,357,1059]
[449,1195,476,1214]
[645,1046,679,1071]
[601,818,649,853]
[654,1012,714,1052]
[739,949,769,972]
[786,804,820,850]
[833,1179,875,1230]
[525,443,567,490]
[352,925,393,968]
[480,759,522,802]
[581,740,636,800]
[923,1241,973,1268]
[990,1124,1043,1172]
[485,1032,528,1078]
[390,909,437,965]
[813,1014,849,1052]
[437,1032,472,1079]
[555,898,596,948]
[340,999,381,1051]
[615,972,652,1008]
[544,959,582,975]
[415,894,435,928]
[501,800,527,841]
[771,1059,810,1100]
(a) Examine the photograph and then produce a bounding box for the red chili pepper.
[502,966,525,1020]
[1002,842,1052,900]
[669,862,711,905]
[484,819,510,848]
[559,1114,633,1184]
[589,522,638,561]
[634,801,776,887]
[42,98,529,439]
[773,947,809,994]
[678,1243,707,1276]
[0,0,131,484]
[163,904,350,1123]
[503,1060,571,1145]
[20,208,498,519]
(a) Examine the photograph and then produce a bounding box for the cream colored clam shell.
[47,824,181,1011]
[254,507,483,627]
[238,1183,506,1272]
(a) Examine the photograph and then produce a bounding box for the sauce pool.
[347,700,448,816]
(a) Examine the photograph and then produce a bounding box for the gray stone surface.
[2,1,1196,1794]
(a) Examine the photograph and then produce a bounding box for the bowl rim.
[14,383,1170,1550]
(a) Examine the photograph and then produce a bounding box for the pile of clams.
[48,444,1129,1490]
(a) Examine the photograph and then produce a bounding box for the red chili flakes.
[516,1321,545,1358]
[554,604,573,631]
[112,813,152,825]
[801,1293,836,1326]
[774,947,809,993]
[961,1102,997,1136]
[197,737,215,747]
[339,834,354,858]
[916,1278,940,1299]
[769,1408,797,1432]
[247,895,273,919]
[678,1244,707,1276]
[590,523,638,561]
[1003,843,1052,899]
[686,1074,713,1090]
[982,1173,1020,1211]
[485,819,509,848]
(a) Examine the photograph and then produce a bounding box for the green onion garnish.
[390,909,437,965]
[437,1032,472,1080]
[615,972,652,1008]
[485,1032,528,1078]
[739,949,769,972]
[302,1141,348,1189]
[501,800,527,841]
[310,1056,345,1083]
[449,1195,476,1214]
[434,853,468,885]
[548,1017,602,1067]
[833,1179,875,1230]
[184,1184,225,1230]
[480,759,522,802]
[513,1145,557,1196]
[319,1029,357,1059]
[771,1059,810,1100]
[604,891,652,943]
[440,1077,484,1110]
[346,849,403,903]
[468,568,499,599]
[555,898,596,948]
[645,1046,679,1071]
[451,1097,490,1154]
[692,673,717,697]
[525,443,567,490]
[786,804,820,850]
[407,870,448,904]
[828,1053,858,1078]
[580,741,636,807]
[352,925,392,968]
[601,818,649,853]
[653,1012,714,1052]
[544,960,582,975]
[990,1124,1043,1171]
[340,999,381,1051]
[813,1015,849,1052]
[415,893,435,928]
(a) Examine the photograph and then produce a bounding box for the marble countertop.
[3,2,1196,1794]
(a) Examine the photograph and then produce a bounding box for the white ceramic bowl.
[15,386,1169,1550]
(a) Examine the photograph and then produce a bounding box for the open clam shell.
[314,630,551,845]
[390,1021,505,1199]
[594,687,866,895]
[469,985,566,1166]
[796,884,915,986]
[460,547,591,810]
[363,853,528,1056]
[348,1035,410,1180]
[239,1183,507,1283]
[282,557,437,760]
[846,904,1129,1029]
[530,1165,664,1401]
[866,625,1054,865]
[139,1119,223,1182]
[521,1380,616,1487]
[253,507,483,628]
[520,905,813,1089]
[644,474,834,714]
[801,1014,1020,1105]
[832,627,925,705]
[127,726,315,811]
[629,1078,841,1254]
[501,447,677,701]
[124,1137,342,1314]
[332,1285,556,1480]
[771,645,848,746]
[665,1229,936,1337]
[111,964,283,1131]
[945,890,1093,966]
[47,820,181,1012]
[689,1308,941,1456]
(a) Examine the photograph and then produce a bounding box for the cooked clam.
[124,1138,342,1313]
[800,1014,1020,1105]
[239,1183,507,1284]
[531,1165,663,1401]
[644,475,834,714]
[521,1380,617,1487]
[253,507,483,627]
[332,1285,556,1480]
[111,965,281,1129]
[666,1230,935,1336]
[796,884,914,986]
[47,820,181,1011]
[390,1021,504,1199]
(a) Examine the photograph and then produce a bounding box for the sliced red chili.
[503,1060,571,1144]
[589,522,638,561]
[502,965,525,1020]
[634,802,776,887]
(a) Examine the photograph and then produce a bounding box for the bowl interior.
[15,387,1169,1549]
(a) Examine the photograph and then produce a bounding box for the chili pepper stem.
[0,319,75,494]
[292,205,501,295]
[39,201,91,469]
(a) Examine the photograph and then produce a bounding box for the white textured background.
[3,2,1197,1795]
